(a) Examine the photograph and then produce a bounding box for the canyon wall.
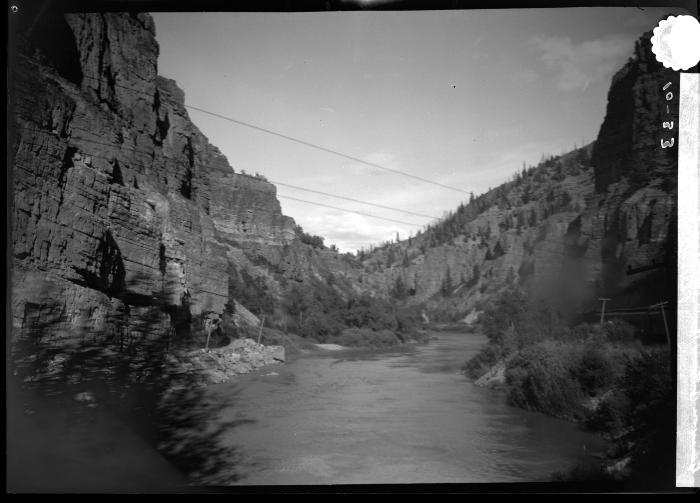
[9,11,339,364]
[9,9,678,368]
[358,30,678,323]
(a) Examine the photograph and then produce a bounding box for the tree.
[441,266,453,296]
[285,283,312,327]
[576,146,590,165]
[466,264,480,288]
[386,246,396,268]
[390,276,409,300]
[229,267,274,315]
[561,191,572,208]
[529,208,537,227]
[546,188,555,203]
[295,225,324,249]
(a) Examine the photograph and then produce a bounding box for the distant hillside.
[357,29,678,330]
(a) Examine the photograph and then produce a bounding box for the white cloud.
[531,35,633,91]
[299,211,410,253]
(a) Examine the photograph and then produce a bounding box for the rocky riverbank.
[166,338,285,385]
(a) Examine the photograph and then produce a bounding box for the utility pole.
[204,318,212,350]
[651,301,670,346]
[598,298,611,325]
[257,315,266,345]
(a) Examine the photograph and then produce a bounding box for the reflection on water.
[205,332,606,485]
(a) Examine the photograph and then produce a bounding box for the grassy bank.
[463,287,675,486]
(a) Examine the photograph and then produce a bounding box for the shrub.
[610,349,674,484]
[395,306,422,336]
[481,288,527,346]
[505,342,584,419]
[603,319,636,344]
[295,225,325,249]
[584,389,630,433]
[463,343,503,380]
[620,349,673,427]
[574,343,619,395]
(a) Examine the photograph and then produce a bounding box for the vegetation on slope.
[463,286,674,485]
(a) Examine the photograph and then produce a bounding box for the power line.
[270,180,438,220]
[12,126,666,265]
[11,127,672,267]
[277,195,424,227]
[184,104,471,195]
[57,73,471,194]
[14,125,439,226]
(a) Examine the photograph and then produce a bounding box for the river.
[202,331,606,485]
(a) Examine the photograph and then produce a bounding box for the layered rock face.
[10,10,677,368]
[591,34,679,193]
[360,30,677,321]
[9,11,305,363]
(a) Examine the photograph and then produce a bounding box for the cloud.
[319,106,335,114]
[299,212,410,253]
[531,35,633,91]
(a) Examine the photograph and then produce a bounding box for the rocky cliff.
[9,10,351,373]
[358,29,677,328]
[9,10,678,373]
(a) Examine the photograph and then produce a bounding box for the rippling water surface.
[208,332,605,485]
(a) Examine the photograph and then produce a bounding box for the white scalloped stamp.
[651,15,700,71]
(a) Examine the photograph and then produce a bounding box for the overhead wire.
[184,104,472,195]
[13,127,675,266]
[54,74,472,194]
[13,73,677,259]
[277,195,424,227]
[269,180,439,220]
[13,126,433,227]
[14,130,674,264]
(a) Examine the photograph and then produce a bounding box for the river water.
[205,331,605,485]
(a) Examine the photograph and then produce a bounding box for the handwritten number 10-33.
[661,82,674,149]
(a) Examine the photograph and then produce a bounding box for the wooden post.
[257,315,266,345]
[598,298,611,325]
[205,319,212,350]
[651,301,670,346]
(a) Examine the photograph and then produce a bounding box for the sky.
[151,7,683,253]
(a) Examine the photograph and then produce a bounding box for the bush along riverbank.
[463,287,675,487]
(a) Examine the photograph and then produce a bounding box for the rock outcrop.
[591,34,679,193]
[9,10,348,377]
[169,338,286,385]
